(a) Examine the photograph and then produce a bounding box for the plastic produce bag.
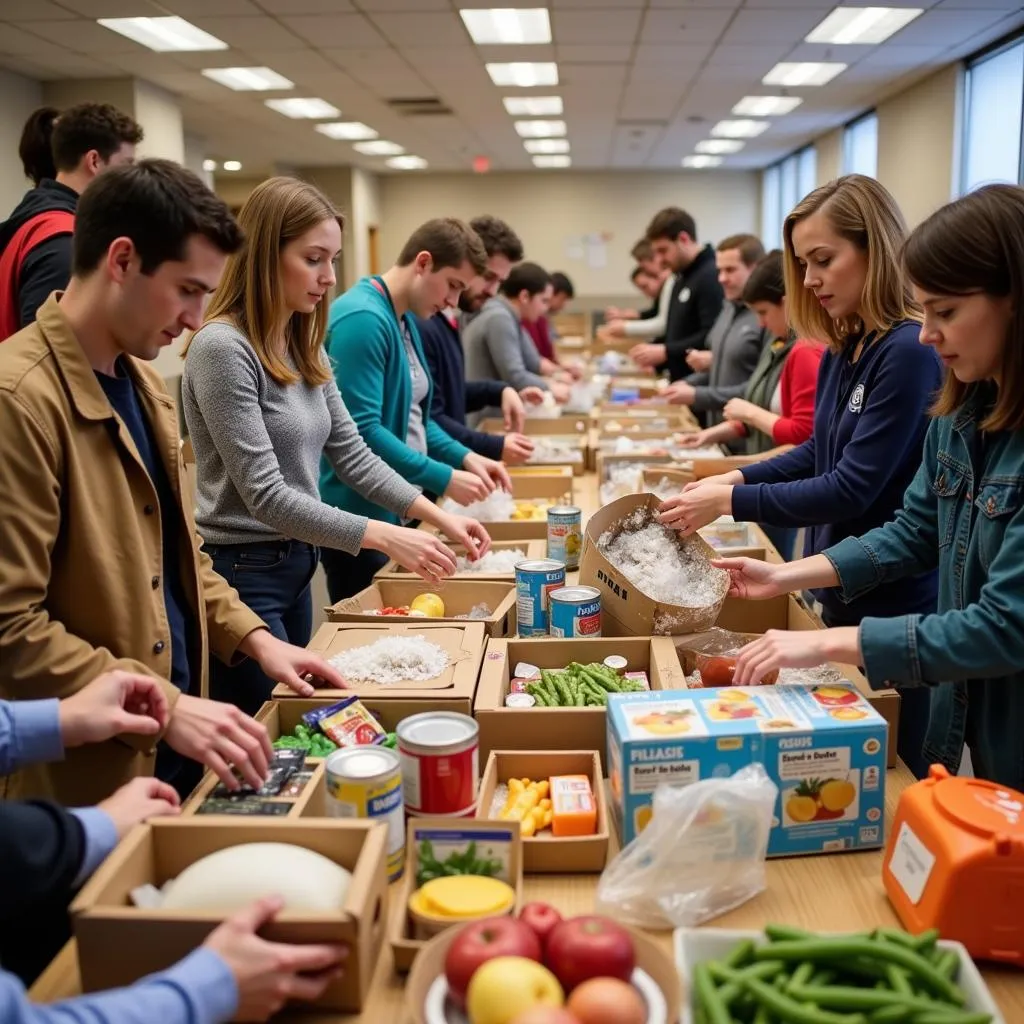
[596,764,777,930]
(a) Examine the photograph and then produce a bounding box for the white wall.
[183,132,213,188]
[133,79,184,164]
[0,68,43,214]
[348,167,381,283]
[377,170,760,298]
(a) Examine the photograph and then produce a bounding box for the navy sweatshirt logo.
[849,383,866,413]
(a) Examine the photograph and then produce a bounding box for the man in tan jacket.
[0,159,345,806]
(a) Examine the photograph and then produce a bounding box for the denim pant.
[205,539,318,717]
[320,546,389,604]
[759,522,799,561]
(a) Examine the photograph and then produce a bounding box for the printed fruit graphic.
[811,685,858,707]
[787,778,856,823]
[564,532,581,556]
[633,709,693,735]
[410,592,445,617]
[786,792,819,823]
[820,779,856,813]
[635,805,653,833]
[831,707,867,721]
[466,956,565,1024]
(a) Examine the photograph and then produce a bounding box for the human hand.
[565,362,584,381]
[710,557,787,601]
[605,319,627,338]
[98,776,181,839]
[437,514,492,563]
[502,433,535,463]
[732,627,862,685]
[240,630,346,697]
[678,430,712,450]
[204,896,348,1022]
[500,387,526,432]
[58,670,171,749]
[629,343,666,368]
[464,451,511,492]
[686,349,713,373]
[445,469,491,505]
[682,470,744,490]
[369,522,458,583]
[664,381,696,406]
[723,398,758,423]
[656,484,733,535]
[550,380,571,403]
[164,694,272,792]
[519,386,546,406]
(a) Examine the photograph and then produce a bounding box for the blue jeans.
[759,522,799,561]
[205,540,318,717]
[321,546,389,604]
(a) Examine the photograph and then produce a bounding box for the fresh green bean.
[909,1014,992,1024]
[811,968,838,987]
[753,1005,772,1024]
[870,1007,914,1023]
[789,985,962,1014]
[913,930,941,956]
[765,924,815,943]
[934,950,960,982]
[741,976,867,1024]
[725,939,757,969]
[693,963,732,1024]
[708,962,785,1008]
[574,684,586,707]
[886,965,914,996]
[786,962,815,994]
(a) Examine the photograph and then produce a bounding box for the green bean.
[875,929,922,950]
[811,968,838,987]
[708,961,785,1007]
[765,924,815,943]
[741,976,867,1024]
[753,1005,772,1024]
[886,965,914,996]
[786,962,815,994]
[574,684,586,707]
[725,939,757,969]
[934,950,960,982]
[693,962,732,1024]
[789,985,961,1014]
[913,930,941,956]
[910,1014,992,1024]
[870,1008,914,1023]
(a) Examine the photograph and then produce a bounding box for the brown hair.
[717,233,765,267]
[782,174,918,352]
[742,250,785,306]
[20,107,59,185]
[188,176,342,388]
[51,102,143,172]
[631,238,653,262]
[903,183,1024,432]
[645,207,697,243]
[469,215,523,261]
[397,217,488,275]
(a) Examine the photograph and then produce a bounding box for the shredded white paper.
[777,665,851,688]
[455,549,526,574]
[440,490,517,521]
[329,635,449,685]
[527,439,583,464]
[599,463,645,504]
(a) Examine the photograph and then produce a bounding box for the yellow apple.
[466,956,564,1024]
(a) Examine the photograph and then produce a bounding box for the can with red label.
[396,712,479,816]
[548,585,602,638]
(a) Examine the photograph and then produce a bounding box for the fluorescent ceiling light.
[461,8,551,45]
[533,155,571,168]
[202,158,217,171]
[524,138,570,154]
[316,122,378,140]
[807,6,922,46]
[202,66,293,91]
[711,119,769,139]
[97,16,227,51]
[504,96,563,117]
[682,155,722,168]
[732,95,803,117]
[763,62,847,87]
[696,139,744,155]
[265,97,340,119]
[486,62,558,87]
[387,155,428,170]
[354,140,405,156]
[222,160,242,171]
[514,119,566,138]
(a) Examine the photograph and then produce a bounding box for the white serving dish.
[672,928,1005,1024]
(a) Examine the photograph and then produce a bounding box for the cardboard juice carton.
[606,683,888,857]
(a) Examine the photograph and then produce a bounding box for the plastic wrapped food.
[677,627,779,686]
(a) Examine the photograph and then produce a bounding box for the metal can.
[548,585,602,638]
[515,558,566,636]
[396,712,479,817]
[546,506,583,570]
[604,654,628,672]
[505,692,537,708]
[325,746,405,881]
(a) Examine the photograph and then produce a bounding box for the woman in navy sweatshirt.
[658,174,943,777]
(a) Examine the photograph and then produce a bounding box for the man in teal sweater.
[320,218,512,599]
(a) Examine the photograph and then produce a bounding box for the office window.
[962,37,1024,192]
[762,164,782,249]
[761,145,816,249]
[844,112,878,177]
[798,146,817,198]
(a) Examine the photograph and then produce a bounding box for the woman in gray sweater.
[182,177,491,715]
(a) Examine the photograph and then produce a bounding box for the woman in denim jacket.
[717,184,1024,791]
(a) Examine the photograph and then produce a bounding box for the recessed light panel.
[514,119,567,138]
[354,140,405,156]
[486,62,559,88]
[524,138,570,154]
[763,62,847,87]
[222,160,242,171]
[503,96,563,116]
[732,95,803,117]
[461,8,551,45]
[98,16,227,52]
[202,67,293,91]
[316,122,378,141]
[696,139,744,155]
[533,155,571,168]
[807,7,923,46]
[387,156,428,170]
[265,97,340,119]
[710,119,769,139]
[682,155,722,168]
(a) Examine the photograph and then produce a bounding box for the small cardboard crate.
[596,450,677,483]
[253,696,435,745]
[580,492,729,636]
[390,817,524,972]
[477,750,610,873]
[642,465,694,493]
[478,416,590,437]
[280,622,487,717]
[180,756,327,818]
[376,539,544,581]
[521,434,589,476]
[474,636,686,769]
[508,465,574,502]
[326,579,517,638]
[71,818,388,1013]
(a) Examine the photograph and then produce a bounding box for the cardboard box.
[596,450,677,483]
[326,579,517,638]
[254,695,441,743]
[597,412,691,433]
[691,445,795,480]
[477,750,610,873]
[478,416,590,436]
[642,465,695,493]
[474,636,686,769]
[181,757,327,818]
[376,539,545,581]
[71,818,388,1012]
[280,622,486,717]
[391,817,524,972]
[508,465,574,502]
[580,493,729,636]
[522,434,590,476]
[607,684,888,857]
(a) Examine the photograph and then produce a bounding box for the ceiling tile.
[280,13,389,48]
[191,15,306,49]
[160,0,267,13]
[898,8,1021,44]
[240,48,340,76]
[351,0,450,8]
[560,62,630,88]
[348,64,433,96]
[707,42,792,66]
[552,9,643,44]
[936,0,1024,7]
[557,44,634,62]
[720,8,825,45]
[633,43,711,64]
[168,50,252,69]
[0,21,114,54]
[254,0,355,11]
[639,8,734,45]
[367,11,467,46]
[25,17,176,52]
[53,0,165,15]
[3,0,78,19]
[552,0,644,6]
[618,87,681,121]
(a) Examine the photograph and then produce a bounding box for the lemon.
[410,592,445,617]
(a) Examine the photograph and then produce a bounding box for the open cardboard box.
[390,816,524,972]
[508,465,574,502]
[596,449,677,483]
[690,444,795,479]
[253,696,448,745]
[474,636,685,769]
[181,757,327,818]
[70,818,388,1013]
[477,750,610,873]
[375,539,544,581]
[326,579,516,638]
[522,433,589,476]
[278,622,486,717]
[478,416,589,436]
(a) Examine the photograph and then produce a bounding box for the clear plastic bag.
[596,763,777,930]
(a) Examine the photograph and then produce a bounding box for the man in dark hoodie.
[0,103,143,340]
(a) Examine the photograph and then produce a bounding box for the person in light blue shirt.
[0,670,347,1022]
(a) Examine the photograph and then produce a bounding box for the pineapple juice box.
[606,683,888,856]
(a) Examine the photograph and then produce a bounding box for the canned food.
[515,559,566,636]
[549,585,602,638]
[546,506,583,570]
[397,712,479,816]
[604,655,628,672]
[325,746,405,881]
[505,692,537,708]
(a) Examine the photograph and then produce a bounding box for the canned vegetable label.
[546,506,583,570]
[397,712,479,817]
[548,585,602,638]
[515,559,566,636]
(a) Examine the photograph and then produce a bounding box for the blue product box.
[607,684,888,857]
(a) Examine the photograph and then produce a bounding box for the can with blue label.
[515,558,566,636]
[549,585,602,638]
[546,505,583,570]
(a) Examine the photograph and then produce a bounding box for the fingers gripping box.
[607,683,888,857]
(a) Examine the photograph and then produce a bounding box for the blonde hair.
[186,176,343,386]
[782,174,918,352]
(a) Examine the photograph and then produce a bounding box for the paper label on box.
[412,827,514,883]
[620,699,709,740]
[777,745,850,781]
[888,821,936,905]
[629,757,700,794]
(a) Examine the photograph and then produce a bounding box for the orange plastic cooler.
[883,764,1024,965]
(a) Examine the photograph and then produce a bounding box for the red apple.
[519,902,563,951]
[444,916,542,1007]
[545,916,636,993]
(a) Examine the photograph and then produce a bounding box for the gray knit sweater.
[182,321,421,553]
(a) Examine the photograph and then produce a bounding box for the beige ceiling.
[1,0,1022,174]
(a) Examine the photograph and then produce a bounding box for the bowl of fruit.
[406,905,680,1024]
